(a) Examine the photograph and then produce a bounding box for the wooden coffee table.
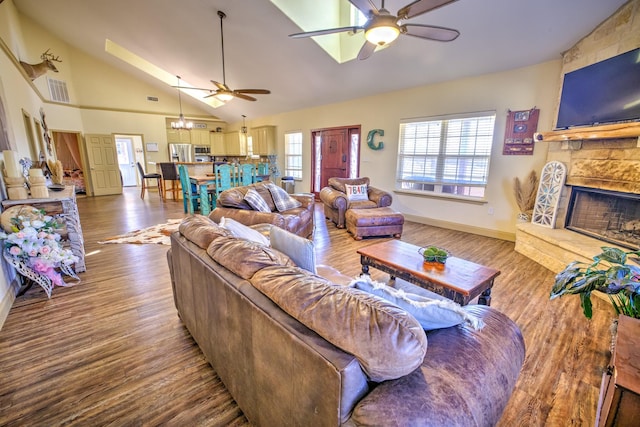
[357,240,500,306]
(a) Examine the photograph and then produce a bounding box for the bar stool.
[159,162,181,201]
[136,162,162,200]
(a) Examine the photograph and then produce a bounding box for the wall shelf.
[534,122,640,142]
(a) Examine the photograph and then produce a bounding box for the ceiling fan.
[175,11,270,102]
[289,0,461,60]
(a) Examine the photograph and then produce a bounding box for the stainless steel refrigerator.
[168,143,194,162]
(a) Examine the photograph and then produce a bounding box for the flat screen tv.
[555,48,640,129]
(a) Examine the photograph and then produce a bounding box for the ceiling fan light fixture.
[215,92,234,102]
[365,24,400,46]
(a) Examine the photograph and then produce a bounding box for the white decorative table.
[1,186,86,273]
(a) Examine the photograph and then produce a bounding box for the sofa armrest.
[367,186,392,207]
[319,186,348,211]
[345,305,525,426]
[291,193,314,210]
[209,207,285,228]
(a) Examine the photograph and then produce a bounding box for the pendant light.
[171,76,193,130]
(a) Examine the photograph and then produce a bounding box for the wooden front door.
[312,126,360,195]
[85,134,122,196]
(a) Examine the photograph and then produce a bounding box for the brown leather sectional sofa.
[209,182,314,238]
[168,216,526,426]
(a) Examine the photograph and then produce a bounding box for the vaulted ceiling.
[13,0,628,123]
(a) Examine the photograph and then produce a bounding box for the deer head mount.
[19,49,62,81]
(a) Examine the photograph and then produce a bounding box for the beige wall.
[248,59,561,240]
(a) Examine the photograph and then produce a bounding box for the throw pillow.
[345,184,368,201]
[266,182,302,212]
[244,188,271,213]
[349,276,485,331]
[219,217,270,246]
[269,225,316,273]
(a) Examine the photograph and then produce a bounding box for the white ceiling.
[13,0,628,124]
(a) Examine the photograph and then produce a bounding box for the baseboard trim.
[403,214,516,242]
[0,280,17,331]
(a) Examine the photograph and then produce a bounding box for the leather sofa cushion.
[178,215,231,249]
[207,235,294,280]
[250,265,428,382]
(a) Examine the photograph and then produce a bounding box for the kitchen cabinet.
[210,132,225,155]
[224,131,247,156]
[250,125,276,155]
[167,129,191,144]
[190,129,210,146]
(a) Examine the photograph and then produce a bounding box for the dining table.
[189,175,217,216]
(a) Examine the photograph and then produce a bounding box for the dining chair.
[214,163,234,199]
[136,162,162,200]
[159,162,180,201]
[238,163,255,186]
[178,164,200,214]
[257,162,269,176]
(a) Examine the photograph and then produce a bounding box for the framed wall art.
[503,108,539,155]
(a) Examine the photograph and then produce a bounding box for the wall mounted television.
[555,47,640,129]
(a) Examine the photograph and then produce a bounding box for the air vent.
[47,77,70,103]
[147,96,159,102]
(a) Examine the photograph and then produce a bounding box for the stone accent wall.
[562,0,640,74]
[546,0,640,227]
[515,0,640,275]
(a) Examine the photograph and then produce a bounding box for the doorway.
[115,134,144,187]
[311,125,360,195]
[52,131,87,194]
[115,137,136,186]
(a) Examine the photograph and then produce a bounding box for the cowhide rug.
[98,219,182,246]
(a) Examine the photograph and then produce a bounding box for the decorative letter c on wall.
[367,129,384,150]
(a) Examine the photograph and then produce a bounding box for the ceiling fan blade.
[203,91,219,99]
[234,89,271,94]
[289,26,362,38]
[402,24,460,42]
[397,0,459,20]
[348,0,379,16]
[211,80,230,91]
[232,92,257,102]
[357,41,377,60]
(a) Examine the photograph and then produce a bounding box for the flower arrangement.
[0,206,79,290]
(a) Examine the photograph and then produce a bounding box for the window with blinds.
[396,112,496,199]
[284,131,303,179]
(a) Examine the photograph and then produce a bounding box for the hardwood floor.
[0,187,615,426]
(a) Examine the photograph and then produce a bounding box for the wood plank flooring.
[0,188,615,426]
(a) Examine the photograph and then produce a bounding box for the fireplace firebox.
[565,187,640,250]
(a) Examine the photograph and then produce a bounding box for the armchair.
[319,177,392,228]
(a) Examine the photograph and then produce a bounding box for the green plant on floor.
[550,247,640,319]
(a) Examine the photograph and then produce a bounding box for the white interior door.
[116,137,136,186]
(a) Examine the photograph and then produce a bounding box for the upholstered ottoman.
[346,207,404,240]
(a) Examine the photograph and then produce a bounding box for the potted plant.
[550,247,640,319]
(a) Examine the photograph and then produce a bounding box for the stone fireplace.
[515,127,640,273]
[566,187,640,249]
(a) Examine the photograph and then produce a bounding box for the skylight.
[271,0,367,63]
[104,39,224,109]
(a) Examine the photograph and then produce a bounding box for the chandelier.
[171,76,193,130]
